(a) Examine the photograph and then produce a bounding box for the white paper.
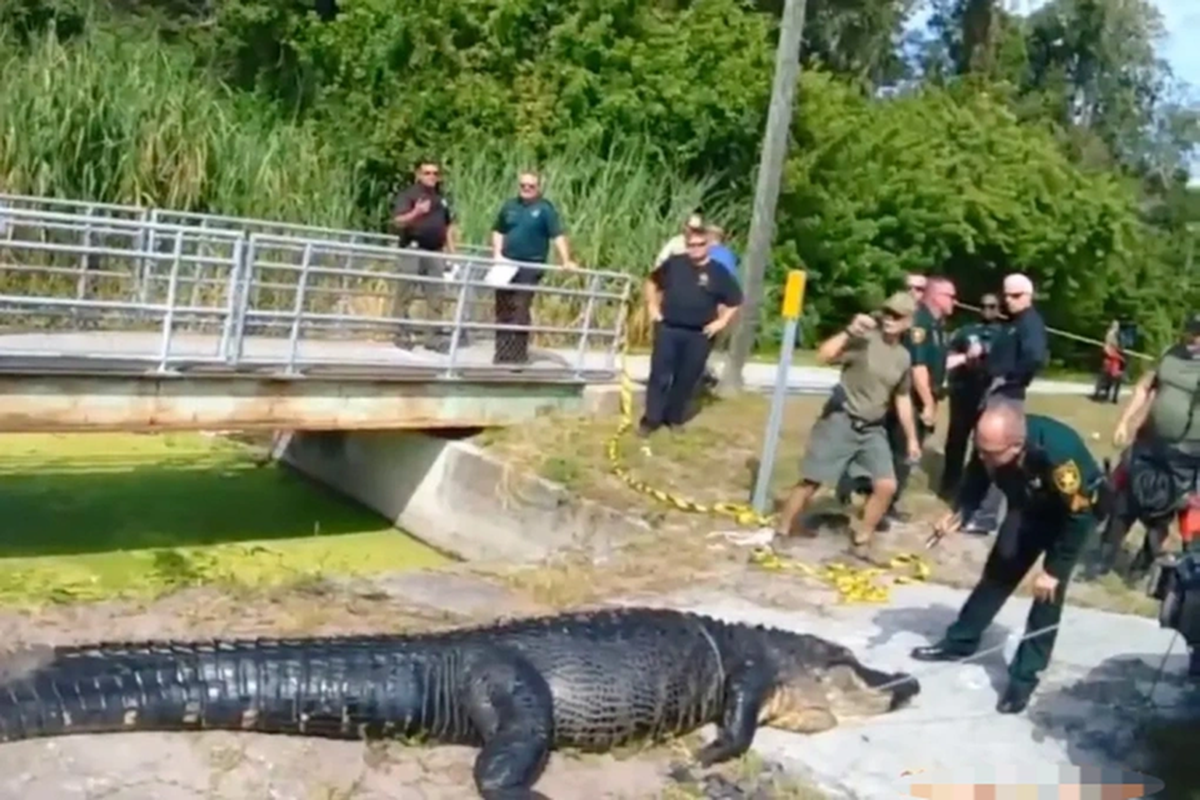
[484,262,520,287]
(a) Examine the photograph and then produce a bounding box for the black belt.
[846,412,886,433]
[659,321,706,332]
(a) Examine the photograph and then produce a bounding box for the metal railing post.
[156,229,186,373]
[285,243,314,374]
[230,235,257,367]
[572,274,600,378]
[140,208,160,305]
[443,262,476,378]
[218,235,247,363]
[75,204,94,302]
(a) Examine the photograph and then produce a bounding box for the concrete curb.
[279,430,649,564]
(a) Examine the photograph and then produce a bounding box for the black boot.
[996,681,1036,714]
[910,641,975,662]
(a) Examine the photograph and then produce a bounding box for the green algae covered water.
[0,432,449,605]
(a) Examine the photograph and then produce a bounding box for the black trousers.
[1092,371,1123,403]
[889,409,929,508]
[642,323,713,429]
[940,387,984,498]
[494,288,534,364]
[941,510,1087,688]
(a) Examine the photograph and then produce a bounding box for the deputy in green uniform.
[940,293,1004,499]
[911,401,1103,713]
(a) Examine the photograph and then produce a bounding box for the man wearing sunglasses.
[940,293,1005,499]
[390,159,459,353]
[490,172,578,364]
[985,273,1048,402]
[964,272,1050,534]
[839,276,957,528]
[772,292,922,559]
[639,229,742,435]
[913,400,1103,714]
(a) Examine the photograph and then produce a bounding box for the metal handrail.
[0,203,633,379]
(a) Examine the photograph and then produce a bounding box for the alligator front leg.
[464,655,556,800]
[695,664,771,768]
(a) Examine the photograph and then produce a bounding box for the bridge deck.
[0,331,615,382]
[0,332,612,433]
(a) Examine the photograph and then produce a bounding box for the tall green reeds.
[0,24,748,344]
[0,27,363,228]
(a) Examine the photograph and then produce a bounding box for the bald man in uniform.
[911,401,1103,714]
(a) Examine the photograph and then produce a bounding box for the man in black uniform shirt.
[912,401,1103,714]
[984,273,1048,402]
[639,229,743,436]
[390,159,458,352]
[965,273,1049,534]
[940,293,1004,499]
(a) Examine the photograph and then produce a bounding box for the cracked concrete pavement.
[0,571,1193,799]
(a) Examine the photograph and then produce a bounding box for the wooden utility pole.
[721,0,809,392]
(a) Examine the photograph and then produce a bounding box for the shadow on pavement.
[1028,649,1200,799]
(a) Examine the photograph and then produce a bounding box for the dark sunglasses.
[982,303,999,310]
[519,182,538,190]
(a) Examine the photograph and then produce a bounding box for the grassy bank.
[480,392,1159,617]
[0,432,448,606]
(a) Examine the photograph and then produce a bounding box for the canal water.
[0,432,448,605]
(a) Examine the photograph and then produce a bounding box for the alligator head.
[753,628,920,734]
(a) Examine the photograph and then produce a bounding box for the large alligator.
[0,607,919,799]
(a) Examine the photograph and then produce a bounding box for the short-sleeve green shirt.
[492,197,564,266]
[905,304,948,398]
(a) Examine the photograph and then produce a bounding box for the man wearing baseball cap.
[771,291,923,559]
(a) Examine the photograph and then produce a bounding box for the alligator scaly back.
[0,607,920,799]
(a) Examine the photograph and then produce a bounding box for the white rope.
[870,621,1065,694]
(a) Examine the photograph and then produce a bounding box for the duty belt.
[846,413,886,433]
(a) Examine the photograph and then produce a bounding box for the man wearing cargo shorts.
[772,291,923,559]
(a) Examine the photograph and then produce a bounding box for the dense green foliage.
[0,0,1196,361]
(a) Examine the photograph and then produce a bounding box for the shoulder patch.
[1052,459,1082,496]
[910,327,926,344]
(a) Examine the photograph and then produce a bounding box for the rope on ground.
[845,623,1189,732]
[604,336,931,605]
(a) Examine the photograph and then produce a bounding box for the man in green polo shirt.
[490,172,577,364]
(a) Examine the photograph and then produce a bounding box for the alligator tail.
[0,638,424,743]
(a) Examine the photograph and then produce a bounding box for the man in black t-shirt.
[639,229,743,436]
[390,159,459,352]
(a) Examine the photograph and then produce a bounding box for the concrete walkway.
[632,583,1194,798]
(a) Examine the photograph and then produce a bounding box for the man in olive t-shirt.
[1111,314,1200,676]
[772,292,923,559]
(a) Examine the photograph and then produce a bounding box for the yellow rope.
[604,336,931,604]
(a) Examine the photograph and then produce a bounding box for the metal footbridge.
[0,193,634,432]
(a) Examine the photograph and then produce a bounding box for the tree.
[769,71,1171,357]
